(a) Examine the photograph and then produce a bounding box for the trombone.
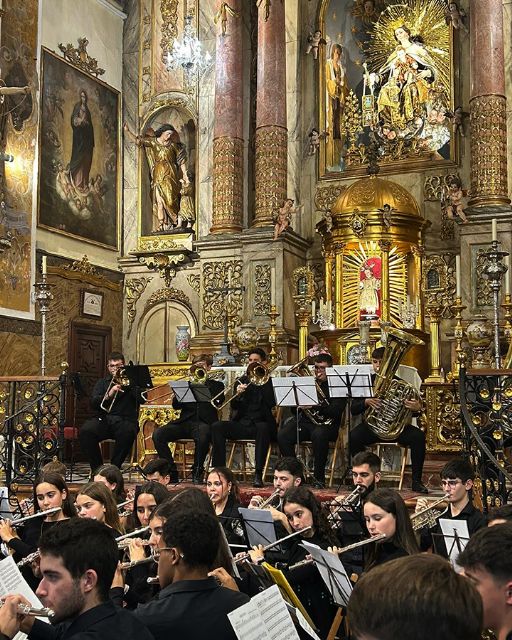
[100,366,131,412]
[210,361,277,412]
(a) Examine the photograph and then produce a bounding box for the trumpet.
[0,602,55,618]
[288,533,386,570]
[234,526,312,564]
[100,366,131,412]
[3,507,61,527]
[254,489,281,510]
[326,485,365,527]
[411,495,449,531]
[211,361,277,411]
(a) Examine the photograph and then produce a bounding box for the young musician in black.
[350,346,429,494]
[80,352,143,475]
[211,348,276,488]
[153,353,225,484]
[277,353,346,489]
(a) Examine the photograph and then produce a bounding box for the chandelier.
[165,15,212,78]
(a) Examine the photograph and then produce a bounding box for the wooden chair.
[226,440,271,482]
[296,427,345,488]
[372,442,408,490]
[172,439,211,481]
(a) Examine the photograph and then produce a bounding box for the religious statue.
[305,30,326,60]
[0,79,30,143]
[213,3,240,37]
[444,2,468,32]
[325,43,347,169]
[124,122,190,233]
[446,106,469,138]
[379,203,395,229]
[359,259,381,317]
[442,176,468,223]
[273,198,303,240]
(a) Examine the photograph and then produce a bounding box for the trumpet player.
[278,353,347,489]
[211,348,276,488]
[350,346,429,494]
[153,354,225,484]
[80,353,144,475]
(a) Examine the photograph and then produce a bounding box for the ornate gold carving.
[469,94,510,207]
[211,137,244,233]
[53,256,121,292]
[202,260,243,330]
[254,264,271,316]
[349,209,368,237]
[139,253,189,287]
[423,254,456,318]
[58,38,105,77]
[125,277,152,338]
[254,126,287,227]
[64,255,97,275]
[160,0,179,64]
[423,384,463,451]
[424,174,458,201]
[149,364,189,379]
[292,266,314,311]
[341,90,364,166]
[333,176,421,216]
[475,249,493,307]
[138,237,181,252]
[144,287,191,312]
[187,273,200,294]
[314,183,346,212]
[139,406,181,426]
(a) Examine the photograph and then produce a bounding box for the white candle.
[312,299,316,317]
[505,255,511,296]
[455,255,461,298]
[492,218,498,243]
[42,256,47,275]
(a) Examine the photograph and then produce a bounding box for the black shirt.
[133,577,249,640]
[172,378,225,425]
[90,376,144,420]
[28,601,154,640]
[300,379,347,427]
[230,378,276,425]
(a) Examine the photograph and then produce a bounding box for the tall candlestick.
[505,255,511,296]
[492,218,498,242]
[41,256,47,275]
[455,255,461,298]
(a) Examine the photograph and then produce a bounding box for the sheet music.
[327,366,373,399]
[439,518,470,573]
[300,541,353,606]
[228,584,300,640]
[291,605,321,640]
[272,378,319,408]
[0,556,48,639]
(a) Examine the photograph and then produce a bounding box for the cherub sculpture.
[308,128,328,155]
[446,106,469,137]
[213,3,240,37]
[445,2,468,32]
[378,203,395,229]
[306,30,327,59]
[273,198,303,240]
[442,176,468,223]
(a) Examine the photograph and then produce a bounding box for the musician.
[0,519,154,640]
[350,346,429,494]
[132,509,249,640]
[458,523,512,640]
[278,353,347,489]
[347,554,483,640]
[125,481,170,533]
[488,504,512,526]
[153,354,225,484]
[80,352,143,475]
[211,348,276,488]
[94,464,127,503]
[206,467,245,546]
[75,482,123,536]
[142,458,172,485]
[362,488,420,571]
[419,459,486,555]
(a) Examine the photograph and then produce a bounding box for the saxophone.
[366,327,425,441]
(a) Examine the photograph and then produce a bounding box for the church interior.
[0,0,512,534]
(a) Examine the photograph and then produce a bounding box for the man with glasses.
[80,352,144,475]
[419,458,486,555]
[277,353,346,489]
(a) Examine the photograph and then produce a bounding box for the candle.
[42,256,47,275]
[492,218,498,243]
[455,255,461,298]
[505,255,511,296]
[312,299,316,317]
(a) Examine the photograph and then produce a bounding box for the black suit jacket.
[171,378,224,425]
[28,601,154,640]
[230,377,276,425]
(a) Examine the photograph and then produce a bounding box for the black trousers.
[278,417,340,482]
[350,421,426,483]
[152,421,211,472]
[79,415,138,473]
[211,419,276,473]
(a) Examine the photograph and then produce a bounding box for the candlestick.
[492,218,498,243]
[455,255,461,298]
[505,255,510,296]
[41,255,47,275]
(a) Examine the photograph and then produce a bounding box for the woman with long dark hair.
[94,464,126,502]
[125,481,170,533]
[363,487,419,571]
[206,467,244,546]
[75,481,122,535]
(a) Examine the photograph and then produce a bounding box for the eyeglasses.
[157,547,185,560]
[441,479,462,488]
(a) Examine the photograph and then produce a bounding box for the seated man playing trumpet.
[211,348,276,488]
[278,353,347,489]
[153,354,225,484]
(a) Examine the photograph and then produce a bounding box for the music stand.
[238,507,278,550]
[170,380,212,404]
[272,377,319,463]
[437,518,470,572]
[301,540,353,607]
[123,365,153,479]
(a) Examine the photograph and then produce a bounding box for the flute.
[118,539,152,550]
[115,526,149,543]
[288,533,386,570]
[119,556,156,570]
[3,507,61,527]
[0,602,54,618]
[147,576,160,584]
[17,551,40,568]
[234,526,312,564]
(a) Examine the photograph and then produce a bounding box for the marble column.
[468,0,510,210]
[211,0,244,234]
[252,0,287,228]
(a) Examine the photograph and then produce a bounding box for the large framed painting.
[37,48,120,249]
[319,0,455,178]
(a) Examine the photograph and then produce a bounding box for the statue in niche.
[273,198,303,240]
[325,43,348,170]
[124,122,191,233]
[359,259,381,318]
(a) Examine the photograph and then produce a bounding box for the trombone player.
[152,354,225,484]
[278,353,347,489]
[80,352,144,475]
[211,348,276,488]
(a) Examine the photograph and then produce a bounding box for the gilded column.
[425,304,443,382]
[211,0,244,233]
[468,0,510,209]
[333,243,345,328]
[252,0,287,227]
[323,247,334,306]
[379,240,392,322]
[412,245,424,330]
[296,309,311,360]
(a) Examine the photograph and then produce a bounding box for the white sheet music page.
[439,518,470,573]
[300,540,353,606]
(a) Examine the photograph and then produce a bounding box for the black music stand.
[301,540,353,607]
[122,364,153,479]
[436,518,470,571]
[272,377,319,471]
[238,507,278,550]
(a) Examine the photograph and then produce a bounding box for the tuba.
[366,327,425,441]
